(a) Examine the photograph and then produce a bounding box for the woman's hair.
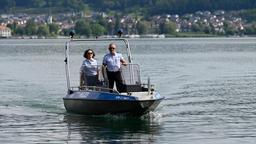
[83,49,95,58]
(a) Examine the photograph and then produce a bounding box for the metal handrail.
[69,38,132,63]
[64,38,133,91]
[70,86,120,94]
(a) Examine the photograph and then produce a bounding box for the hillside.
[2,0,256,37]
[1,0,256,16]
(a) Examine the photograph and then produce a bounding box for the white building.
[0,26,11,38]
[47,15,53,24]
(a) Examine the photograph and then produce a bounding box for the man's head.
[108,43,116,54]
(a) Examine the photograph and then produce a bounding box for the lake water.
[0,38,256,143]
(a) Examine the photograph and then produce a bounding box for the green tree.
[37,25,50,36]
[25,20,38,35]
[7,22,18,34]
[191,22,215,34]
[48,23,60,35]
[97,16,107,27]
[106,20,115,35]
[64,0,85,11]
[33,0,46,7]
[244,23,256,35]
[224,22,237,35]
[114,14,121,31]
[191,23,203,32]
[161,21,177,34]
[2,0,256,15]
[90,23,105,36]
[7,0,16,13]
[137,20,150,34]
[74,20,91,37]
[62,28,73,36]
[15,26,26,36]
[203,25,212,34]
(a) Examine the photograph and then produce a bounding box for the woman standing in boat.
[103,43,127,92]
[80,49,99,87]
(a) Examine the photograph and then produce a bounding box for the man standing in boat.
[103,43,127,92]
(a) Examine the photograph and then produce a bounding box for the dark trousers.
[107,70,124,92]
[85,75,98,86]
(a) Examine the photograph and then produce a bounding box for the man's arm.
[120,57,127,66]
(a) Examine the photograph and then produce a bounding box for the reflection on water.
[63,114,162,143]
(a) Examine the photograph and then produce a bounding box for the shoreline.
[1,34,256,40]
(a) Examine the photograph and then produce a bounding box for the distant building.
[47,15,53,24]
[0,26,11,38]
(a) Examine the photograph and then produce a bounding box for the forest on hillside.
[1,0,256,15]
[3,0,256,37]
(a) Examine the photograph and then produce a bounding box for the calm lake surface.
[0,38,256,143]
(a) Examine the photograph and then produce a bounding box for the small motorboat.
[63,37,164,116]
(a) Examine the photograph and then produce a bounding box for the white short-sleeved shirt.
[103,52,124,72]
[80,58,98,76]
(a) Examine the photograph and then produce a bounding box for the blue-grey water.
[0,38,256,143]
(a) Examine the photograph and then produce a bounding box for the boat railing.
[120,64,141,85]
[120,64,155,93]
[78,63,154,93]
[70,86,120,94]
[81,63,142,86]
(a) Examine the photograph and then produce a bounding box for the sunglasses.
[109,47,116,50]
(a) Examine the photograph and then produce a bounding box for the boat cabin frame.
[64,38,153,95]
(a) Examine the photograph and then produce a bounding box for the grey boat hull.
[63,90,163,116]
[63,98,162,116]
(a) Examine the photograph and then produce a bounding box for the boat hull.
[63,90,163,116]
[63,99,162,116]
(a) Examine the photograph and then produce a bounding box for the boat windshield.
[78,64,141,91]
[120,64,141,85]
